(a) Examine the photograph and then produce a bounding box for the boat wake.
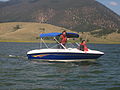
[30,59,99,65]
[0,54,27,60]
[9,54,18,58]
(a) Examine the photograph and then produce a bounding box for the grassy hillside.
[79,31,120,44]
[0,22,120,44]
[0,22,74,41]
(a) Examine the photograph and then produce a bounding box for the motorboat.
[27,32,104,62]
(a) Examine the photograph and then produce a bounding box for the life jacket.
[60,34,67,44]
[80,43,88,51]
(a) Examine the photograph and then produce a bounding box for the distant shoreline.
[0,40,120,44]
[0,22,120,44]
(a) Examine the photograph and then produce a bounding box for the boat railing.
[50,43,60,49]
[40,38,49,49]
[40,37,67,49]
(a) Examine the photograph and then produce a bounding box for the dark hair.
[62,30,66,34]
[81,40,86,43]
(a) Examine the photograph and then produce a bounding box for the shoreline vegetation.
[0,40,120,44]
[0,22,120,44]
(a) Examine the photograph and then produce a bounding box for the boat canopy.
[40,32,79,38]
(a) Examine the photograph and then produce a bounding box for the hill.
[0,0,120,35]
[0,22,120,44]
[0,22,73,41]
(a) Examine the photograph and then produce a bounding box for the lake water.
[0,42,120,90]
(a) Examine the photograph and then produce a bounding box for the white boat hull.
[27,48,104,61]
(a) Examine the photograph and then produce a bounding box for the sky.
[0,0,9,1]
[96,0,120,15]
[0,0,120,15]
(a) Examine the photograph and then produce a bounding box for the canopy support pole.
[41,38,49,49]
[40,38,42,49]
[54,37,66,49]
[75,42,80,46]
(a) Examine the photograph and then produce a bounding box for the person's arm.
[84,45,88,51]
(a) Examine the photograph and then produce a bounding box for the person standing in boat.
[59,30,67,48]
[78,40,88,52]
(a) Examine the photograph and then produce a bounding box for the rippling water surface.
[0,42,120,90]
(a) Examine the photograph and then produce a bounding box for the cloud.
[109,1,118,6]
[0,0,9,2]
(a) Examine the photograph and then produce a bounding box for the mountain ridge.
[0,0,120,35]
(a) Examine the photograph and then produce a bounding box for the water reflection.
[73,61,100,66]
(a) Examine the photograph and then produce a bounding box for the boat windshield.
[39,37,79,49]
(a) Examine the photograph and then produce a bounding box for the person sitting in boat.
[78,40,88,51]
[59,30,67,48]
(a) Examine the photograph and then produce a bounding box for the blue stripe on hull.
[27,52,103,60]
